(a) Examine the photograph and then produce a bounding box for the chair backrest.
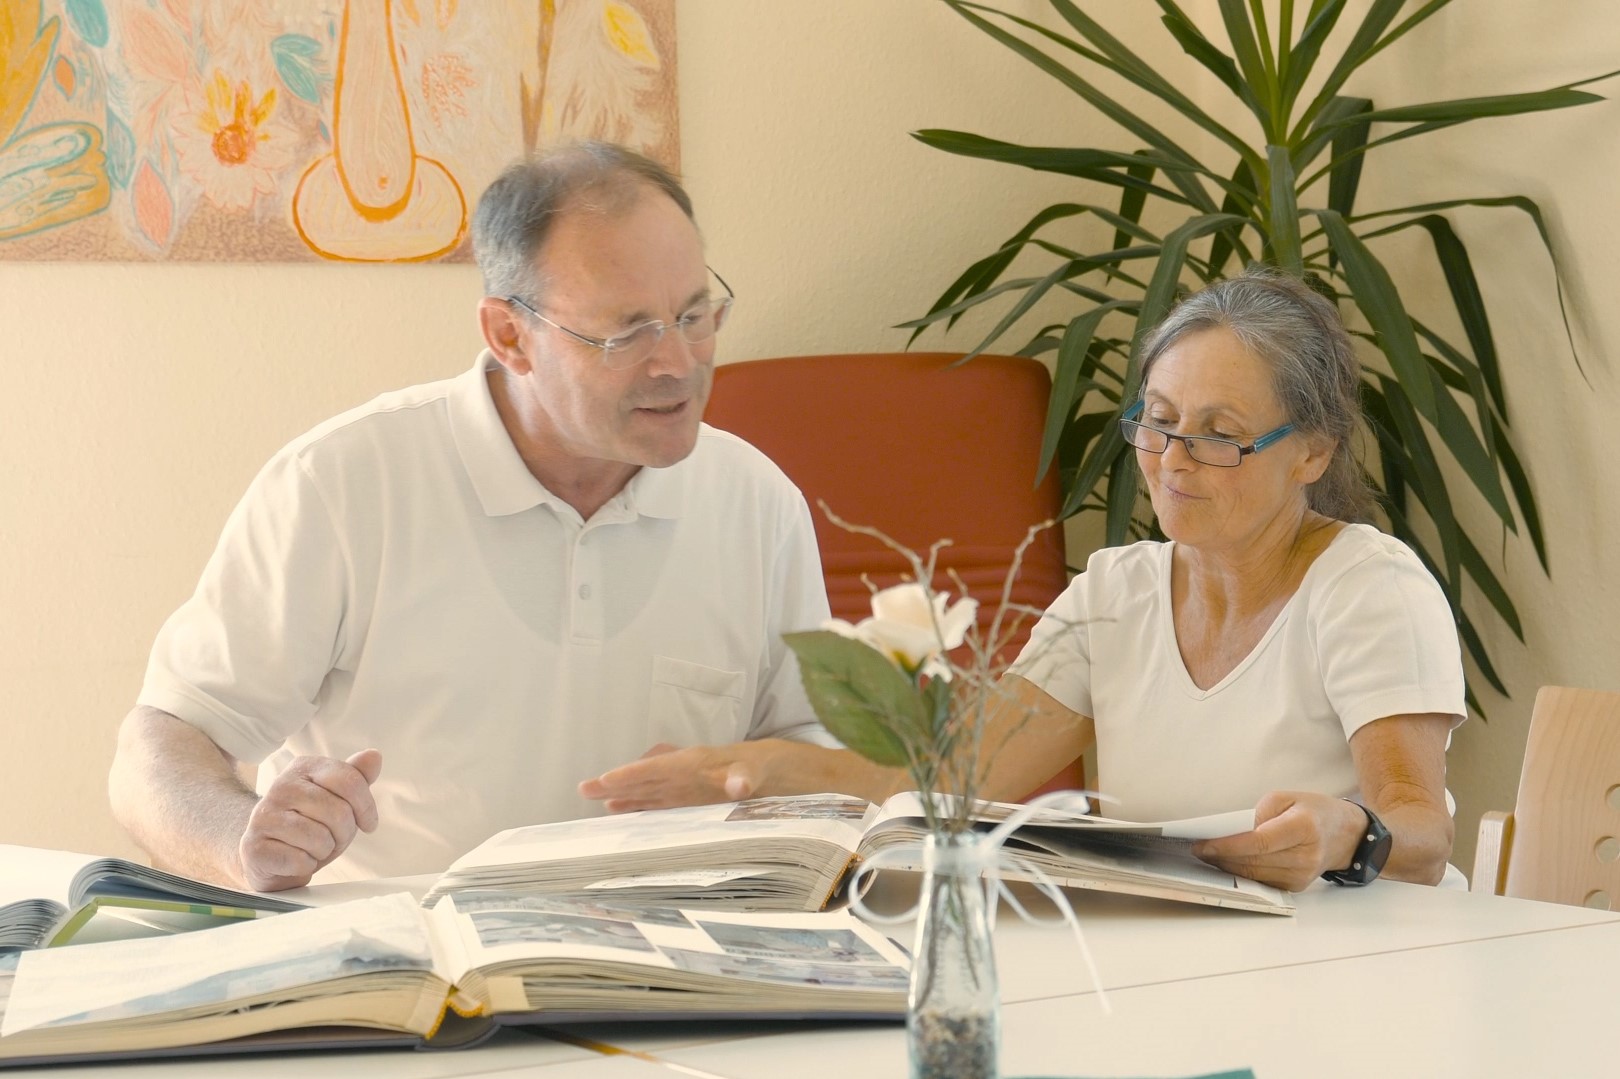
[1499,685,1620,908]
[704,352,1069,660]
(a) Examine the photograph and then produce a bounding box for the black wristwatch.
[1321,801,1392,886]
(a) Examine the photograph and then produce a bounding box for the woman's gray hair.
[472,141,694,304]
[1135,268,1376,523]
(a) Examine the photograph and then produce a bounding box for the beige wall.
[1,2,1614,879]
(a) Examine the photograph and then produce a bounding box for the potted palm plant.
[906,0,1614,715]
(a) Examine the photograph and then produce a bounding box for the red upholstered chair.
[704,352,1082,793]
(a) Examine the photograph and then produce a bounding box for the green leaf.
[1112,153,1157,253]
[1061,420,1128,522]
[1206,158,1261,277]
[1279,0,1348,113]
[1457,615,1510,698]
[1217,0,1276,135]
[1104,453,1140,546]
[1323,87,1606,128]
[1294,93,1369,176]
[1354,195,1582,381]
[1058,279,1137,308]
[1364,379,1461,599]
[911,130,1198,205]
[1382,215,1505,416]
[1265,144,1302,274]
[1312,209,1438,421]
[1458,529,1524,641]
[1152,2,1270,132]
[1411,320,1499,472]
[1055,407,1113,472]
[1489,420,1549,573]
[1418,362,1514,530]
[1156,7,1244,101]
[783,631,923,768]
[1325,98,1373,222]
[1294,0,1406,135]
[1041,302,1135,482]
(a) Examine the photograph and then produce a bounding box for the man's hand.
[1190,790,1365,892]
[578,743,761,814]
[237,749,383,891]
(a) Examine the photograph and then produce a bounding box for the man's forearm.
[751,741,909,803]
[108,706,257,887]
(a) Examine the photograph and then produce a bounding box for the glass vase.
[908,830,999,1079]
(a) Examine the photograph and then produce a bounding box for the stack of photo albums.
[0,792,1287,1065]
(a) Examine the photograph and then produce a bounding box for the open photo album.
[0,845,306,954]
[0,889,908,1067]
[422,792,1295,916]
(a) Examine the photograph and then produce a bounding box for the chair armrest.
[1472,810,1515,895]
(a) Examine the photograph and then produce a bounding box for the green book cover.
[48,896,265,948]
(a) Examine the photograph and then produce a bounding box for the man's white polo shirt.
[140,352,833,880]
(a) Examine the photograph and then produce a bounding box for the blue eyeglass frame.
[1120,401,1295,466]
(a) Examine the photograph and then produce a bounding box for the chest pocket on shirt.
[648,656,747,747]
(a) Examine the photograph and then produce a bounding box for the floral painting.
[0,0,678,261]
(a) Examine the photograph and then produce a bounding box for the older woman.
[996,269,1464,890]
[581,269,1463,892]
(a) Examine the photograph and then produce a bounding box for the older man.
[109,143,875,891]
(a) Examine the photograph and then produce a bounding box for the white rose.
[824,582,978,677]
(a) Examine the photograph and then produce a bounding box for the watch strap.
[1321,801,1392,886]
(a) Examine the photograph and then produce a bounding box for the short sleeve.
[138,449,350,764]
[1313,538,1466,738]
[744,488,838,747]
[1011,572,1094,718]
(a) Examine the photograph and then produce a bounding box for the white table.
[649,884,1620,1079]
[16,880,1620,1078]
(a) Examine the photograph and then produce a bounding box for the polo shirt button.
[578,583,592,600]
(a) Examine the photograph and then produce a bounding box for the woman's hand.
[1191,790,1366,891]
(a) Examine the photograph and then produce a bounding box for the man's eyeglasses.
[505,269,735,371]
[1119,401,1295,467]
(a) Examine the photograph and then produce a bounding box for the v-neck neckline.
[1160,526,1351,698]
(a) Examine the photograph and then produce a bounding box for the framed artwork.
[0,0,679,262]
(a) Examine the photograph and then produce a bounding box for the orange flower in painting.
[172,72,296,211]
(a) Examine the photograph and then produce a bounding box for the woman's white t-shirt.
[1015,523,1466,823]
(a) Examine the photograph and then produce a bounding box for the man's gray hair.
[472,141,695,304]
[1136,267,1376,523]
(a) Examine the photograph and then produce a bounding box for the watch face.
[1362,824,1394,875]
[1323,805,1392,886]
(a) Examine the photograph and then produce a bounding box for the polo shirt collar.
[448,350,690,521]
[620,453,687,520]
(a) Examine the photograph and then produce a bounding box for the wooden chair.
[704,352,1080,792]
[1472,685,1620,908]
